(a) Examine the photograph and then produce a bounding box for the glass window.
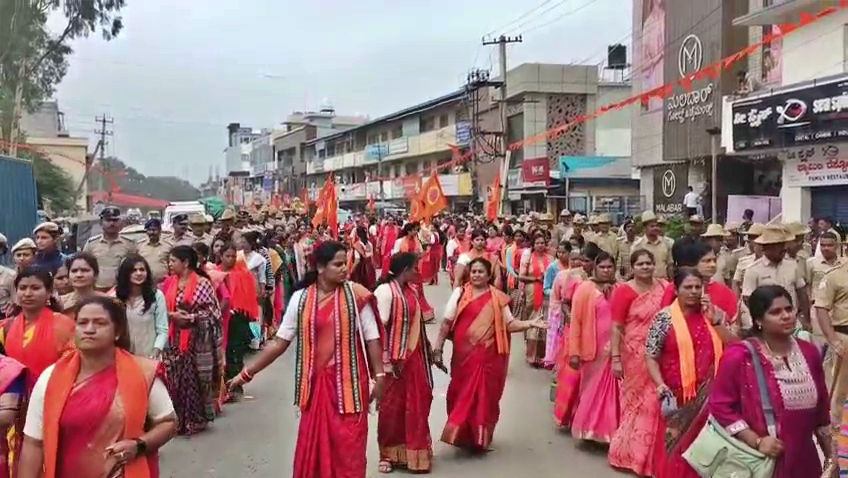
[439,114,449,128]
[391,125,403,139]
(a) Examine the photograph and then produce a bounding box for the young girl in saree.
[17,296,177,478]
[519,233,552,367]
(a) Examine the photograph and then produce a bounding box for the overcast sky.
[54,0,631,184]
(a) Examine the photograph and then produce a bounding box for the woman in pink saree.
[17,296,177,478]
[0,356,25,478]
[543,242,574,368]
[607,249,666,476]
[709,285,832,478]
[567,250,620,443]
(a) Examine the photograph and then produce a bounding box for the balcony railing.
[733,0,839,26]
[307,126,458,175]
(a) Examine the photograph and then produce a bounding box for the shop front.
[730,73,848,222]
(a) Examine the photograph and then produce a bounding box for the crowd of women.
[0,206,843,478]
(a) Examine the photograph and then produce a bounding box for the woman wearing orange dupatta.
[0,355,25,478]
[392,223,434,323]
[607,249,667,476]
[552,252,590,426]
[518,233,552,366]
[227,241,387,478]
[161,245,223,436]
[216,243,258,402]
[431,257,547,452]
[374,253,435,473]
[17,296,176,478]
[453,229,501,289]
[644,269,736,478]
[566,250,621,443]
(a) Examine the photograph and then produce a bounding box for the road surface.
[158,276,624,477]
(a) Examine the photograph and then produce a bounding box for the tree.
[18,149,79,214]
[0,1,126,148]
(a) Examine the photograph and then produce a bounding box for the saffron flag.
[368,194,376,213]
[486,173,501,222]
[420,172,448,219]
[311,176,336,229]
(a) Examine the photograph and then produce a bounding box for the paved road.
[159,276,623,477]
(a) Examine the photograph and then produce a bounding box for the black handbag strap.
[742,339,777,436]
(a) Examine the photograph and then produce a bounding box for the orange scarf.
[669,299,723,403]
[43,349,151,478]
[568,282,600,362]
[218,262,260,320]
[453,285,510,354]
[5,309,73,389]
[530,252,552,310]
[164,272,199,352]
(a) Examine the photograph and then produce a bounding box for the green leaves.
[19,148,79,214]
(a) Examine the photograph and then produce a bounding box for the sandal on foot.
[378,461,394,473]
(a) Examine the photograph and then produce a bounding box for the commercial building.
[723,3,848,223]
[632,0,759,222]
[302,91,474,209]
[474,63,640,220]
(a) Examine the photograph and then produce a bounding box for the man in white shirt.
[683,186,699,217]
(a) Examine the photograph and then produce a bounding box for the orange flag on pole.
[420,172,448,219]
[312,176,337,229]
[368,194,376,213]
[486,173,501,222]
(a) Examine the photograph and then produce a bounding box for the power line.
[514,0,605,36]
[484,0,561,37]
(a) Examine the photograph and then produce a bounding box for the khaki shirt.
[0,267,15,310]
[82,235,138,290]
[632,236,673,279]
[725,247,747,283]
[551,224,573,246]
[190,233,214,248]
[806,255,846,294]
[138,237,173,283]
[616,237,635,279]
[733,253,756,329]
[594,231,619,259]
[170,234,195,248]
[742,257,806,308]
[714,246,731,284]
[814,263,848,327]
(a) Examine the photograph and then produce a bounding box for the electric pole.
[482,35,522,162]
[95,115,114,204]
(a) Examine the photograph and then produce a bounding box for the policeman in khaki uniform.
[170,213,195,247]
[814,259,848,423]
[82,206,138,291]
[137,218,173,284]
[583,215,599,245]
[616,218,637,279]
[721,221,742,285]
[785,221,812,286]
[592,213,619,258]
[632,211,673,279]
[700,224,729,284]
[732,223,764,329]
[189,213,214,247]
[741,225,810,329]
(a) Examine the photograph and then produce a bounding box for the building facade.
[474,63,640,220]
[303,91,474,210]
[20,102,89,214]
[632,0,757,222]
[723,2,848,223]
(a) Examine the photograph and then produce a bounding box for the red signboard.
[521,157,550,187]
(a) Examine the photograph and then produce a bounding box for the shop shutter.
[811,186,848,224]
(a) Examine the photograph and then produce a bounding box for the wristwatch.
[134,438,147,455]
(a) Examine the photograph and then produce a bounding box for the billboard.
[639,0,665,112]
[652,163,689,215]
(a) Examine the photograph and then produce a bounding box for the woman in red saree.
[392,223,434,323]
[518,233,552,366]
[348,226,377,289]
[453,229,501,289]
[607,249,667,476]
[431,257,547,452]
[379,218,400,274]
[161,245,224,436]
[227,241,387,478]
[645,269,736,478]
[374,252,434,473]
[426,221,444,285]
[17,296,177,478]
[567,250,620,443]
